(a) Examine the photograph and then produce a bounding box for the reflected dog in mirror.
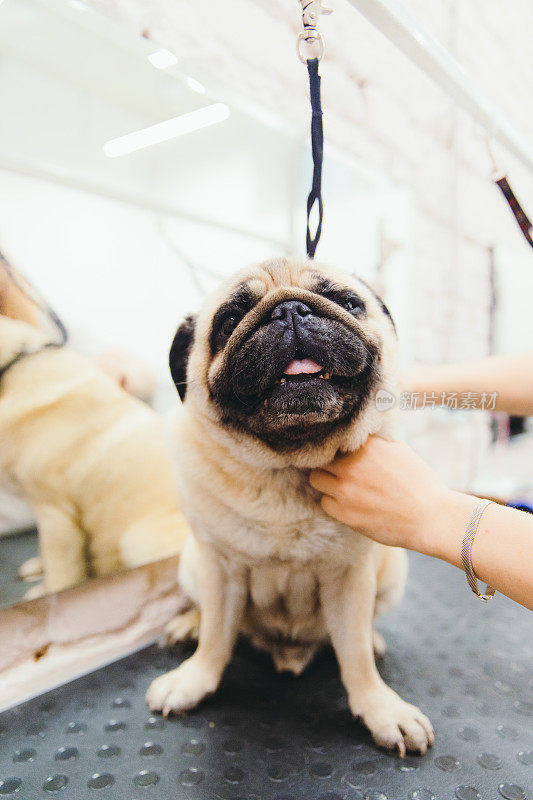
[0,315,189,598]
[147,256,434,757]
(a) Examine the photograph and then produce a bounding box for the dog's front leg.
[146,542,246,716]
[320,562,434,756]
[34,504,87,593]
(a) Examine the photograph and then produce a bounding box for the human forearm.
[413,490,533,610]
[403,353,533,415]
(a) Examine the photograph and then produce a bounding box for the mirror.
[0,0,411,608]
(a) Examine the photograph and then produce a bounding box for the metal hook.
[297,0,332,63]
[299,0,333,28]
[297,30,325,63]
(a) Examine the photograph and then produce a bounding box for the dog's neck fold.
[184,397,385,473]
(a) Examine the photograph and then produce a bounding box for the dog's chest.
[181,466,359,565]
[234,514,345,564]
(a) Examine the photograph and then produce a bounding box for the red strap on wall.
[494,175,533,249]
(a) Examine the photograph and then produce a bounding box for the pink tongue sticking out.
[283,359,323,375]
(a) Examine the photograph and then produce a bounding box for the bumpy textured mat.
[0,554,531,799]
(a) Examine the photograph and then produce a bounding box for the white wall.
[0,0,413,408]
[80,0,533,363]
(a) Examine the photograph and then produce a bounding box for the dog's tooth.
[324,372,330,380]
[280,378,286,384]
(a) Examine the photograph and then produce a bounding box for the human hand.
[309,435,465,553]
[311,436,533,610]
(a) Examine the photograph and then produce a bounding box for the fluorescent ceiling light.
[185,76,206,95]
[103,103,230,158]
[148,48,178,69]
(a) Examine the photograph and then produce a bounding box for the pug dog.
[146,257,434,756]
[0,316,190,596]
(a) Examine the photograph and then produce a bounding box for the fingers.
[321,449,364,477]
[319,494,347,525]
[309,468,338,494]
[323,435,396,477]
[309,470,350,525]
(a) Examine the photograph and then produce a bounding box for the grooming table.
[0,554,531,799]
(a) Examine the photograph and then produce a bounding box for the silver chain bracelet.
[460,499,496,601]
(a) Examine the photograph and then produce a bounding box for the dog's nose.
[270,300,312,322]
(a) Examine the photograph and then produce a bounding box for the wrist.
[408,489,478,567]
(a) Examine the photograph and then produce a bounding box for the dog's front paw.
[24,583,46,600]
[146,657,218,716]
[18,556,43,581]
[350,687,434,757]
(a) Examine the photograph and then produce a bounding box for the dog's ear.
[169,314,196,401]
[357,278,396,335]
[377,297,396,334]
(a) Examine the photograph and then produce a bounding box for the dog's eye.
[221,316,240,336]
[344,296,364,314]
[315,282,367,317]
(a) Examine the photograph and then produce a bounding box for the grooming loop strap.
[296,1,330,260]
[306,58,324,259]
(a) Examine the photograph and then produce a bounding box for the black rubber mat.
[0,553,531,799]
[0,527,39,609]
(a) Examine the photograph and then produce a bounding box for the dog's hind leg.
[371,547,408,658]
[372,629,387,659]
[120,513,188,569]
[375,547,408,617]
[164,608,201,646]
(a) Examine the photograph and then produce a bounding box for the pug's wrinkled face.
[170,258,397,456]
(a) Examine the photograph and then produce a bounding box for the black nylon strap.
[494,175,533,249]
[0,252,68,344]
[0,254,68,386]
[306,58,324,259]
[0,341,63,385]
